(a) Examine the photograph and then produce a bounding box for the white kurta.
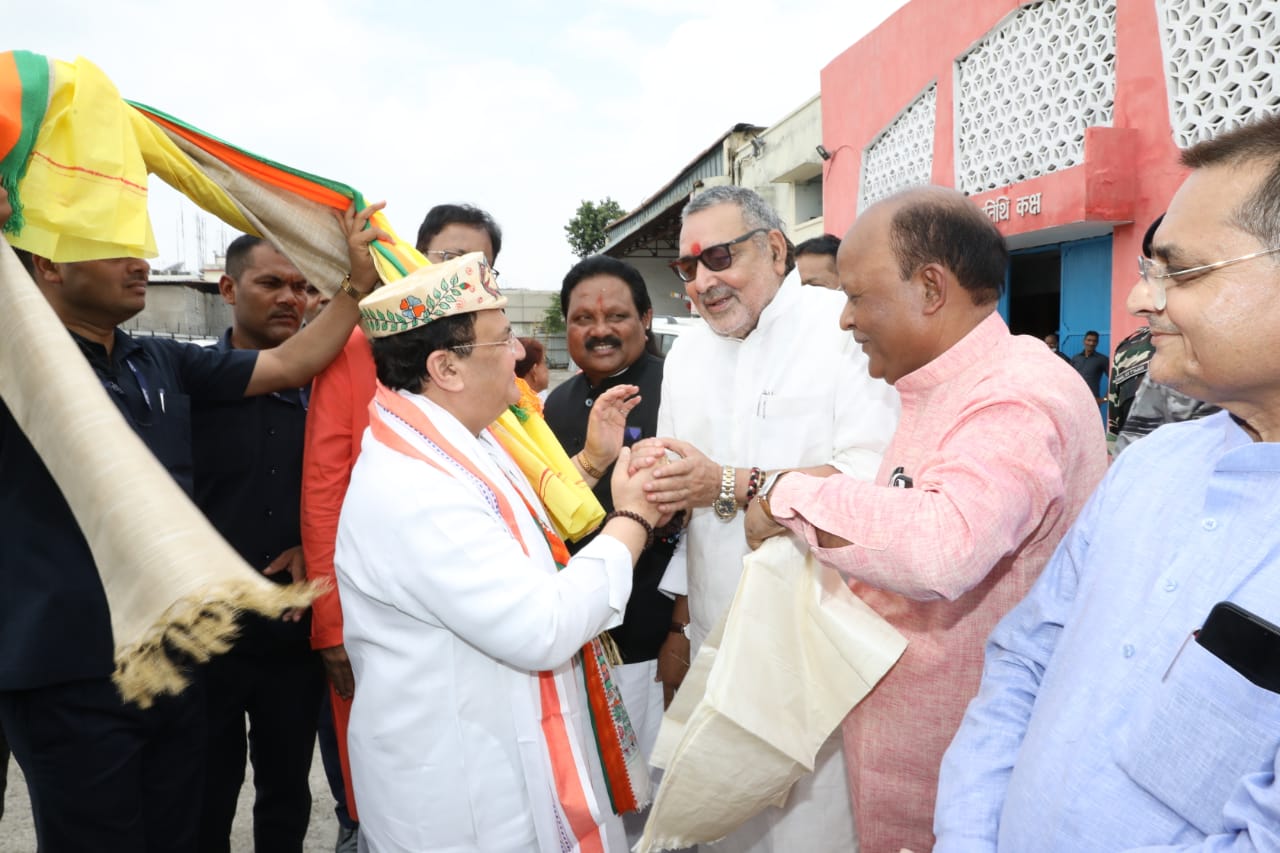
[335,392,632,853]
[657,274,899,853]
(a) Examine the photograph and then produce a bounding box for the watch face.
[713,496,737,520]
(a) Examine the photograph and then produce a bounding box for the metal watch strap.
[338,274,364,301]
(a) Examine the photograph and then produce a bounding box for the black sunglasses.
[668,228,768,283]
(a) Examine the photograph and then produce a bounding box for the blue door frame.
[999,235,1113,357]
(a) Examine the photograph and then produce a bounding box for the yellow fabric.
[127,105,255,237]
[8,57,157,261]
[8,55,257,264]
[489,407,605,544]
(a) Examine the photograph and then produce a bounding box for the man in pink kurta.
[746,187,1108,853]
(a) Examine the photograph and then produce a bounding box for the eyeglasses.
[450,330,519,354]
[426,249,500,278]
[668,228,768,283]
[1137,246,1280,310]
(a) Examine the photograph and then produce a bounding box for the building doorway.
[1006,249,1061,340]
[1001,234,1112,358]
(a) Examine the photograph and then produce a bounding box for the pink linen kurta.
[769,311,1108,853]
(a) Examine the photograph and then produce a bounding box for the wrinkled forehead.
[679,203,748,254]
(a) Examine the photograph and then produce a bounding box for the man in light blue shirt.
[934,112,1280,850]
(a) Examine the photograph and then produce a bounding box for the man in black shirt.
[192,235,324,852]
[0,202,385,853]
[542,255,681,843]
[1071,329,1110,403]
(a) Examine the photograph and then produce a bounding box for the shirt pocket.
[142,390,195,494]
[1113,636,1280,834]
[754,393,829,470]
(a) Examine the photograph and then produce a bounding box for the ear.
[425,349,465,392]
[641,308,653,330]
[218,274,237,306]
[767,229,788,275]
[918,264,949,316]
[31,254,61,286]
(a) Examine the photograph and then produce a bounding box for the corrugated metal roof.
[602,124,762,253]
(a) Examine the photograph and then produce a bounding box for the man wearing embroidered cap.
[336,253,669,852]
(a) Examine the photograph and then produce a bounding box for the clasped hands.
[626,438,788,549]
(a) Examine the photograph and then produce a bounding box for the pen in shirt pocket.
[757,391,774,417]
[159,389,166,414]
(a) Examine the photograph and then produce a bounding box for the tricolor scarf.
[0,50,610,704]
[366,386,651,838]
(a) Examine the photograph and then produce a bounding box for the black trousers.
[198,649,323,853]
[0,674,206,852]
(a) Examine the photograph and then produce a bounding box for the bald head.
[836,186,1009,383]
[866,185,1008,307]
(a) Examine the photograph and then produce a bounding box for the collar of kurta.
[748,269,801,339]
[895,309,1008,393]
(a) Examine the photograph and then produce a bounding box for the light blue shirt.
[935,411,1280,851]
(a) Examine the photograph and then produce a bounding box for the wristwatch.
[713,465,737,520]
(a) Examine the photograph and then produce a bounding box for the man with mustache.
[542,255,680,844]
[934,111,1280,851]
[637,185,899,852]
[191,234,324,852]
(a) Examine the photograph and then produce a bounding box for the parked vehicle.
[650,315,703,356]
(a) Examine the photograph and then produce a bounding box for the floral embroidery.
[399,295,426,320]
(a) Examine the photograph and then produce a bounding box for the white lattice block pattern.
[860,84,938,212]
[1158,0,1280,149]
[956,0,1117,195]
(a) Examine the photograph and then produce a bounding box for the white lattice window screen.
[859,85,938,212]
[1158,0,1280,149]
[956,0,1117,195]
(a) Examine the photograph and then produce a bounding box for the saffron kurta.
[336,391,631,853]
[769,311,1109,853]
[657,275,899,853]
[300,327,377,820]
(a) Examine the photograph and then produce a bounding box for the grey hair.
[682,186,795,274]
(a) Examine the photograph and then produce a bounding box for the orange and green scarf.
[367,385,650,835]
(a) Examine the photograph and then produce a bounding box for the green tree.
[541,300,565,335]
[564,197,627,258]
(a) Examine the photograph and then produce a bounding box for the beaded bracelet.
[605,509,655,550]
[745,466,765,502]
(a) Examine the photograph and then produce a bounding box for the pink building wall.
[819,0,1190,340]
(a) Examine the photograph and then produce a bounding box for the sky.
[8,0,908,290]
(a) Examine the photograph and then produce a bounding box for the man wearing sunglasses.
[300,202,502,851]
[743,185,1108,852]
[932,113,1280,849]
[637,185,899,853]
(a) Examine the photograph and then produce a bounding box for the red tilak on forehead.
[690,241,702,256]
